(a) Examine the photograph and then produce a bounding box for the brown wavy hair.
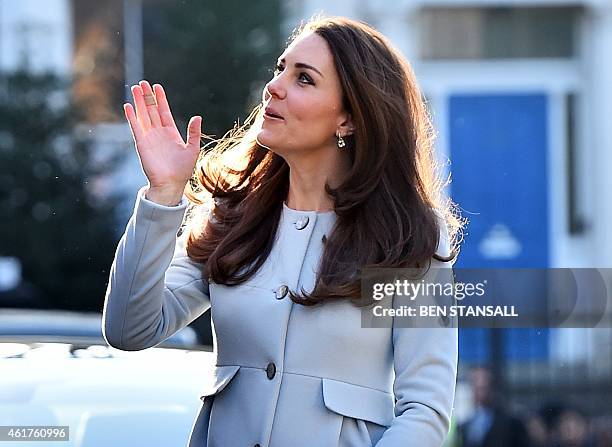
[183,15,464,306]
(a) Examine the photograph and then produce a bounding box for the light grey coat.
[102,186,458,447]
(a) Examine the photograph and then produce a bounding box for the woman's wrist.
[144,184,185,206]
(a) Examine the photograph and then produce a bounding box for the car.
[0,308,200,348]
[0,309,214,447]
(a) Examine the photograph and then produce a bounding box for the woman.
[103,15,462,447]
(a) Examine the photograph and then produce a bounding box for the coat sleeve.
[375,215,459,447]
[102,186,211,351]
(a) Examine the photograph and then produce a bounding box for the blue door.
[449,93,549,362]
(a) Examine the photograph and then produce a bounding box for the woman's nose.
[263,77,286,102]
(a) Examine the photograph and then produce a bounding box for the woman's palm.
[123,81,202,189]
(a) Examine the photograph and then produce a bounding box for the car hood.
[0,343,216,447]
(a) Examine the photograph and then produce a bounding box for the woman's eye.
[298,73,313,84]
[270,64,313,85]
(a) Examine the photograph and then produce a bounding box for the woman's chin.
[255,131,274,150]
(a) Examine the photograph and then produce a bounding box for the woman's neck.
[284,147,350,212]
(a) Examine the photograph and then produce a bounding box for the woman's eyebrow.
[277,58,324,78]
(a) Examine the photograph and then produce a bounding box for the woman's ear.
[337,113,355,137]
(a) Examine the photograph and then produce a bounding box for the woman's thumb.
[186,116,202,151]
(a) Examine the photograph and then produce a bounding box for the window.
[419,6,582,60]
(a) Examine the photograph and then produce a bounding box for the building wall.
[0,0,73,75]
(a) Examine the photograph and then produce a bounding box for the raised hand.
[124,80,202,205]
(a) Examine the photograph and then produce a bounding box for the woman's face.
[256,31,349,156]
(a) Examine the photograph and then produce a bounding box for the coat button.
[294,216,309,230]
[275,284,289,300]
[266,362,276,380]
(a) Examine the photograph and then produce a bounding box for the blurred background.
[1,0,611,446]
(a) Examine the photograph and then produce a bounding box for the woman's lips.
[264,106,284,120]
[263,112,284,121]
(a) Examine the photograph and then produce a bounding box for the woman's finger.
[153,84,178,129]
[131,84,152,130]
[139,80,163,128]
[123,103,144,144]
[186,116,202,152]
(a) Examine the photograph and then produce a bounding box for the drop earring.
[336,132,346,148]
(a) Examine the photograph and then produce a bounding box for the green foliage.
[142,0,283,136]
[0,69,123,311]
